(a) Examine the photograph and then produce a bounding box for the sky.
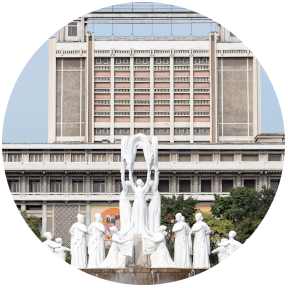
[2,20,284,143]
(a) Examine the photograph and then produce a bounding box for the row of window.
[8,178,280,193]
[4,154,283,162]
[95,57,208,65]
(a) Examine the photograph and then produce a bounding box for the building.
[3,4,283,246]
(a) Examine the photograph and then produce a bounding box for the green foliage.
[105,248,110,257]
[236,218,261,244]
[20,210,41,238]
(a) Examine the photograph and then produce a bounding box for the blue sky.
[2,22,284,143]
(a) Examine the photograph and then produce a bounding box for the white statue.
[218,231,242,256]
[119,169,132,232]
[211,239,229,263]
[69,214,88,269]
[191,212,211,269]
[142,225,178,268]
[172,213,192,268]
[87,213,106,268]
[54,238,71,261]
[43,232,60,252]
[148,169,161,233]
[99,224,134,268]
[181,216,193,267]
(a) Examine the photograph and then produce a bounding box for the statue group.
[43,134,243,269]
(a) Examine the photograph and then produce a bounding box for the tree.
[236,218,261,244]
[20,210,42,238]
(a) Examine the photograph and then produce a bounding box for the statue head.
[158,225,167,232]
[125,181,131,187]
[110,226,119,234]
[136,179,144,187]
[149,180,154,187]
[77,214,84,224]
[229,231,237,239]
[175,213,182,222]
[55,238,63,245]
[221,238,228,243]
[44,232,52,240]
[95,213,102,222]
[195,213,203,222]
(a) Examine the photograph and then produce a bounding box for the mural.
[91,206,121,248]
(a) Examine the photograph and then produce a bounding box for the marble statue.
[191,212,211,269]
[148,169,161,233]
[99,224,134,268]
[172,213,192,268]
[87,213,106,268]
[119,169,132,232]
[218,231,242,256]
[54,238,71,261]
[120,134,159,234]
[181,216,193,267]
[69,214,88,269]
[142,225,178,268]
[43,232,61,252]
[211,239,229,263]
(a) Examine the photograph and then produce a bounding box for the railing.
[193,36,209,41]
[93,35,209,41]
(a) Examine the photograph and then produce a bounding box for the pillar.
[42,202,47,236]
[21,202,26,211]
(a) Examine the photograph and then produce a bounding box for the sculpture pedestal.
[125,234,151,268]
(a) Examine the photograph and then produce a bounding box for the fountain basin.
[81,268,207,284]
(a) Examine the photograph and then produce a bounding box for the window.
[270,179,280,189]
[163,128,168,134]
[244,180,255,189]
[158,180,169,192]
[72,154,85,162]
[116,129,121,134]
[143,58,148,64]
[201,180,211,192]
[72,180,83,193]
[136,128,141,134]
[156,58,161,64]
[176,128,180,134]
[96,58,101,64]
[68,22,77,36]
[124,129,129,135]
[202,58,207,64]
[114,180,122,193]
[93,180,105,192]
[183,128,188,134]
[230,32,235,37]
[199,154,213,161]
[7,180,19,192]
[158,154,170,162]
[113,154,121,162]
[103,128,108,134]
[136,58,140,64]
[104,58,108,64]
[30,180,40,192]
[163,58,168,64]
[96,128,101,134]
[179,180,190,192]
[8,154,22,162]
[220,154,234,161]
[222,180,233,192]
[50,154,64,162]
[195,58,200,64]
[123,58,128,64]
[203,128,207,134]
[29,154,43,162]
[116,58,121,64]
[183,58,188,64]
[268,154,281,161]
[179,154,191,162]
[156,128,160,134]
[195,128,200,134]
[143,129,148,135]
[93,154,106,162]
[50,180,62,192]
[136,154,145,162]
[176,58,180,64]
[242,154,258,161]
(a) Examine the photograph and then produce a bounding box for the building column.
[86,201,91,243]
[110,52,115,143]
[42,202,47,236]
[170,50,174,143]
[172,173,176,193]
[130,55,134,137]
[150,51,154,139]
[190,49,194,143]
[21,202,26,211]
[107,173,112,192]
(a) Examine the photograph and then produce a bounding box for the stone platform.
[81,268,207,284]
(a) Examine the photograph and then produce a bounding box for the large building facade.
[3,5,283,244]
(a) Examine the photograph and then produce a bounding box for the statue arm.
[143,225,154,237]
[142,170,151,192]
[120,223,135,236]
[121,169,128,192]
[69,225,74,236]
[129,170,136,192]
[172,223,182,232]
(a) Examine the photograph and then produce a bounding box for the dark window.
[68,22,77,36]
[135,154,145,162]
[199,154,212,161]
[7,180,19,192]
[244,180,255,189]
[72,180,83,193]
[158,180,169,192]
[93,180,105,192]
[158,154,170,162]
[268,154,281,161]
[30,180,40,192]
[26,205,42,211]
[50,180,62,192]
[222,180,233,192]
[270,179,280,189]
[179,180,190,192]
[201,180,211,192]
[114,180,122,193]
[179,154,191,162]
[242,155,258,161]
[220,154,234,161]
